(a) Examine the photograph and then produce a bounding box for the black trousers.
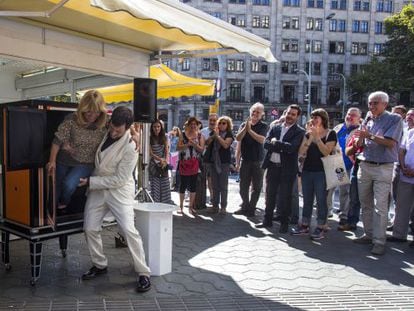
[239,160,264,213]
[263,163,296,225]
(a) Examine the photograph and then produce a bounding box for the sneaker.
[353,235,372,244]
[310,227,325,240]
[82,266,108,280]
[290,224,309,236]
[233,208,247,215]
[136,275,151,292]
[371,244,386,256]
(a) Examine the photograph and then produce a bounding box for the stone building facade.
[158,0,409,130]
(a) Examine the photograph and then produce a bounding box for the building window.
[305,40,322,53]
[202,58,211,71]
[353,0,368,10]
[282,85,296,102]
[351,64,359,74]
[228,15,246,27]
[329,19,337,31]
[227,109,244,121]
[253,0,271,4]
[373,43,384,55]
[229,83,242,101]
[251,61,268,73]
[235,60,245,72]
[338,20,346,32]
[283,0,300,6]
[253,16,261,28]
[307,17,323,30]
[283,16,299,29]
[375,21,384,34]
[210,12,222,19]
[262,16,270,28]
[252,85,266,102]
[332,0,347,9]
[227,59,235,71]
[308,0,324,7]
[281,61,289,73]
[182,58,190,71]
[329,41,345,54]
[352,20,360,32]
[290,62,298,74]
[282,39,299,52]
[351,42,368,55]
[212,58,219,71]
[361,21,369,33]
[329,19,346,32]
[229,0,246,3]
[377,0,393,12]
[305,62,321,75]
[328,63,344,74]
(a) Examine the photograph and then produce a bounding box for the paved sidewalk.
[0,178,413,309]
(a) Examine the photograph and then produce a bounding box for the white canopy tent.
[0,0,276,98]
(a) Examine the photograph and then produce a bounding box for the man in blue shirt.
[328,108,361,229]
[353,91,403,255]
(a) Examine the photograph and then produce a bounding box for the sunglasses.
[218,121,227,125]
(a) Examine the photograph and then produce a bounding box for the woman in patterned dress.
[149,120,171,203]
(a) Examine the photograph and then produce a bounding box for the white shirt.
[270,123,293,164]
[400,128,414,184]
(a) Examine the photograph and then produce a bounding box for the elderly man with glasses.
[353,91,403,255]
[234,102,268,217]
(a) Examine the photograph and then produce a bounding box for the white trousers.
[83,190,150,276]
[358,162,393,246]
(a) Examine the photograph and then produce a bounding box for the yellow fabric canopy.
[95,64,215,103]
[0,0,276,62]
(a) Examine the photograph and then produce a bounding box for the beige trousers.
[84,190,150,276]
[357,162,393,246]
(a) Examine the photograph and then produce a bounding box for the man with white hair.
[353,91,403,255]
[234,102,268,217]
[329,107,362,230]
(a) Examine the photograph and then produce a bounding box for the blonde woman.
[47,90,108,210]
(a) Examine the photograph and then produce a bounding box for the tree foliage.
[349,5,414,95]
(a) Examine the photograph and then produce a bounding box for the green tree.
[349,5,414,95]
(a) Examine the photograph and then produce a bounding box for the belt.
[363,161,393,166]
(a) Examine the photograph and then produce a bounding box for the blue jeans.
[347,163,360,226]
[56,163,94,206]
[301,170,328,226]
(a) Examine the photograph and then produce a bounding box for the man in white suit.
[80,106,151,292]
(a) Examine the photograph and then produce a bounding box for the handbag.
[149,161,169,178]
[321,144,350,190]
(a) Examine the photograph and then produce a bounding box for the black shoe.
[115,235,128,248]
[338,219,347,226]
[386,225,394,232]
[245,210,256,217]
[256,222,272,228]
[386,236,407,243]
[234,208,247,215]
[136,275,151,292]
[272,215,282,222]
[279,223,289,234]
[82,266,108,280]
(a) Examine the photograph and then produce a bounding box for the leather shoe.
[233,208,246,215]
[256,223,272,228]
[136,275,151,292]
[82,266,108,280]
[245,210,256,217]
[279,223,288,234]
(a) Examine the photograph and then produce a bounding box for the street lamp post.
[295,69,311,117]
[332,72,347,118]
[306,12,336,117]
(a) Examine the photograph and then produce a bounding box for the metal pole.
[308,30,314,118]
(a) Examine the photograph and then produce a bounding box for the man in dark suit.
[256,105,305,233]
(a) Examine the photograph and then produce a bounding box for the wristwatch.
[369,134,375,140]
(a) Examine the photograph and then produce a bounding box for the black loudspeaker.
[133,78,157,123]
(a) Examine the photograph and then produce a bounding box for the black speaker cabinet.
[133,78,157,123]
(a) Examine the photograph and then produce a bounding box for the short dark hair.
[311,108,329,129]
[288,104,302,116]
[110,106,134,128]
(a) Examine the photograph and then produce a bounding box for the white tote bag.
[321,144,350,190]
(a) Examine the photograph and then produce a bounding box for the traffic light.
[304,94,309,102]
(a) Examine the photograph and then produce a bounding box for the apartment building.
[159,0,408,129]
